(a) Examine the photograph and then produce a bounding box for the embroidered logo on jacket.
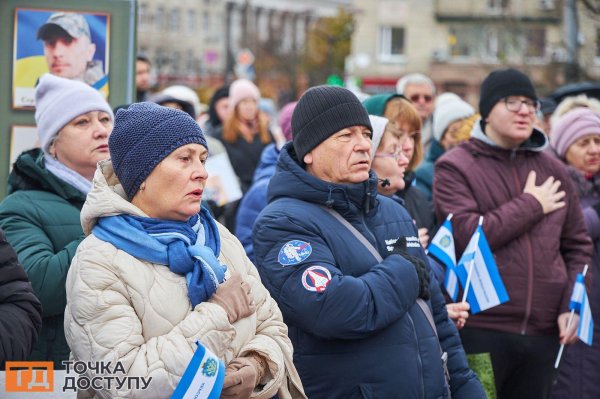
[278,240,312,266]
[385,236,420,252]
[302,266,332,293]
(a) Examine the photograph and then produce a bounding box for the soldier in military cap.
[37,12,105,89]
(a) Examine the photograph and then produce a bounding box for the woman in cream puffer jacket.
[64,103,305,399]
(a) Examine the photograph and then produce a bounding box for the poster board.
[204,153,243,206]
[0,0,136,200]
[9,125,39,169]
[12,8,111,108]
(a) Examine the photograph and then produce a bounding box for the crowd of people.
[1,47,599,399]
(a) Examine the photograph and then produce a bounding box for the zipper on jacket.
[407,312,426,399]
[511,162,534,334]
[360,213,378,247]
[521,235,535,334]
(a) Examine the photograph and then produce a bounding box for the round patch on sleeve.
[302,266,332,293]
[278,240,312,266]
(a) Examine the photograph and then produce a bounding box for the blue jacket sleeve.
[235,180,269,263]
[429,273,486,398]
[253,214,421,340]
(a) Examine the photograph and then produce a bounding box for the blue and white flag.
[455,225,509,314]
[428,214,459,301]
[171,341,225,399]
[569,273,594,346]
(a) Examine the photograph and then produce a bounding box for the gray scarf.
[44,154,92,195]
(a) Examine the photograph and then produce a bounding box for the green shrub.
[467,353,496,399]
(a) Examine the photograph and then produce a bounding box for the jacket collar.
[425,140,445,162]
[471,119,548,153]
[8,148,86,203]
[268,143,379,216]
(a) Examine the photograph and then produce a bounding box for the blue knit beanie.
[109,102,208,199]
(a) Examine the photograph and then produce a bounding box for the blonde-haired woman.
[364,94,435,247]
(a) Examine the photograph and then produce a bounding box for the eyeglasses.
[409,94,433,103]
[503,97,540,113]
[375,151,404,160]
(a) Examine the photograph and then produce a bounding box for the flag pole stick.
[554,264,589,369]
[461,260,474,302]
[460,216,483,303]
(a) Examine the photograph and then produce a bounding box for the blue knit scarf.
[92,207,227,307]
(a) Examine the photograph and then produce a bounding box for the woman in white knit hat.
[415,93,478,202]
[0,73,113,367]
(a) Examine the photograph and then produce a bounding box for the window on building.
[295,17,305,50]
[282,15,294,52]
[171,51,180,74]
[187,10,195,35]
[258,11,269,42]
[138,4,148,30]
[155,48,167,70]
[156,7,165,31]
[378,26,405,61]
[596,28,600,59]
[449,26,479,59]
[170,8,180,32]
[539,0,555,10]
[525,27,546,59]
[202,11,210,36]
[488,0,509,12]
[186,50,195,75]
[482,27,518,63]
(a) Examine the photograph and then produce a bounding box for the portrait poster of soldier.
[12,8,110,108]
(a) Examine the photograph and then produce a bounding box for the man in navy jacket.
[253,85,484,399]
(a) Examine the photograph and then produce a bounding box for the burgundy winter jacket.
[433,124,592,336]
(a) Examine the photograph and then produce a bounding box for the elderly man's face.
[44,35,95,81]
[304,125,372,184]
[404,83,435,121]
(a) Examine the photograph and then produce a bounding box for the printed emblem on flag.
[440,235,451,248]
[278,240,312,266]
[201,358,218,377]
[302,266,331,293]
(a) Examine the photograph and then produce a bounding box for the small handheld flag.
[569,271,594,346]
[455,217,509,314]
[555,265,593,369]
[428,213,459,301]
[171,341,225,399]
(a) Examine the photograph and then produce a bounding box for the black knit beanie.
[479,68,537,120]
[109,102,208,200]
[292,85,372,161]
[208,85,230,127]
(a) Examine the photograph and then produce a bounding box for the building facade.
[137,0,349,93]
[350,0,600,101]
